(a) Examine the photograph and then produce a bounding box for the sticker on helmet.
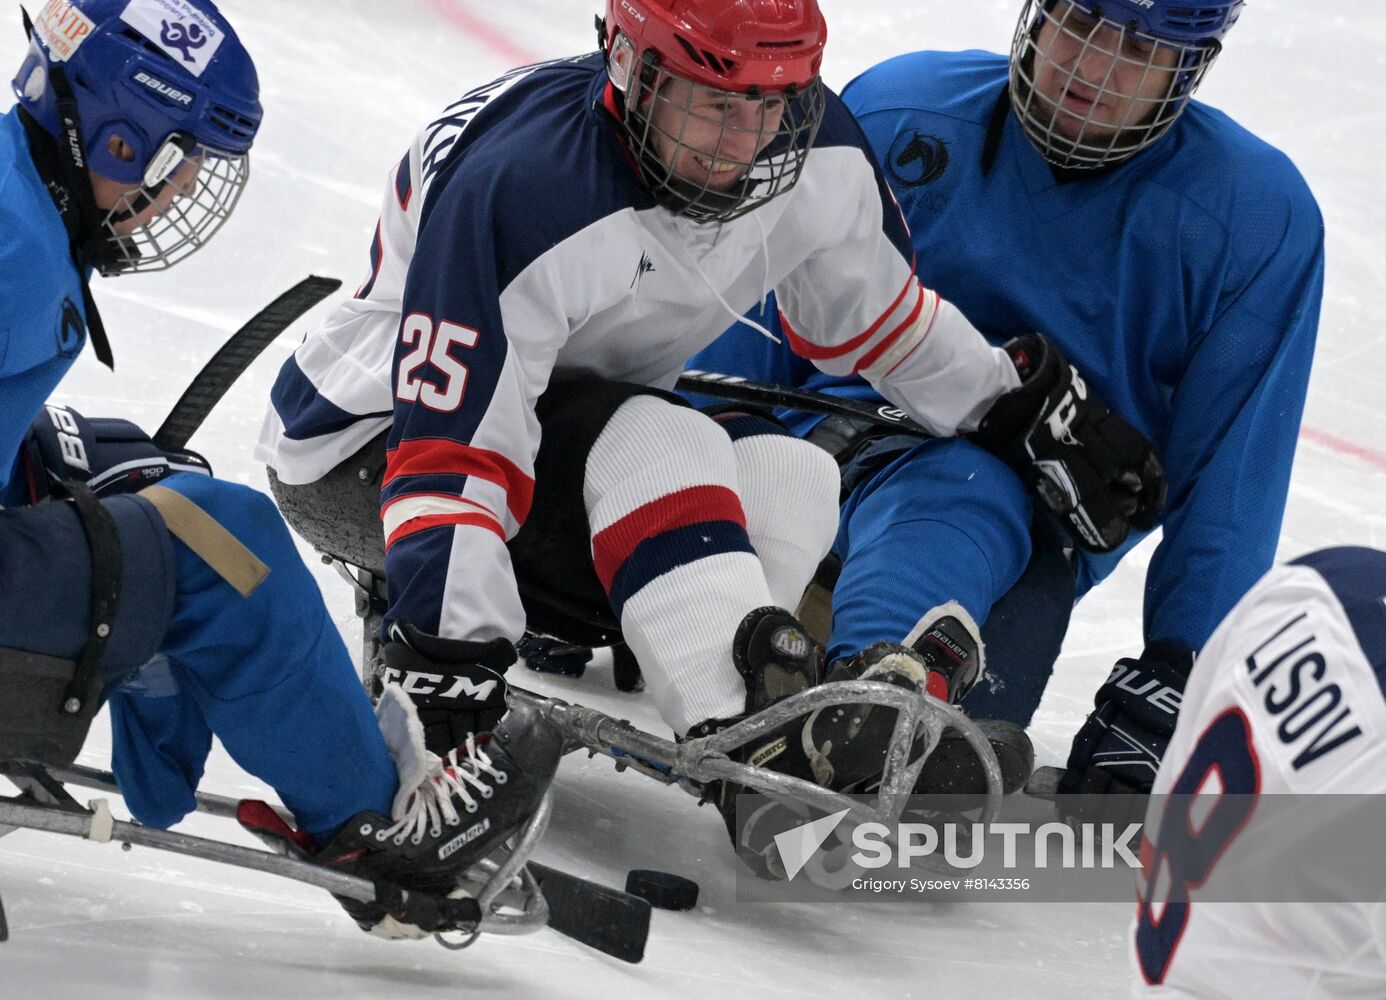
[120,0,226,78]
[33,0,97,63]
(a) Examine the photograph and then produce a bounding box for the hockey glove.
[24,404,211,502]
[382,623,515,757]
[1056,642,1192,828]
[972,335,1165,553]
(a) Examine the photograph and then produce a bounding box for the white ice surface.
[1,2,1383,997]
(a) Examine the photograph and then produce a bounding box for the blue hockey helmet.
[1081,0,1243,47]
[1009,0,1244,170]
[12,0,262,272]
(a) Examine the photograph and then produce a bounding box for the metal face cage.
[617,49,826,224]
[1009,0,1221,170]
[98,141,251,275]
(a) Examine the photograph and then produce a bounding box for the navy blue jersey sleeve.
[381,154,549,641]
[1291,547,1386,692]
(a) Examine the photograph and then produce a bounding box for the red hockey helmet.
[601,0,828,223]
[603,0,827,93]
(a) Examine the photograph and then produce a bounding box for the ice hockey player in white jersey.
[258,0,1163,869]
[1132,546,1386,998]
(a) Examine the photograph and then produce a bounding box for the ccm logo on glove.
[381,667,502,703]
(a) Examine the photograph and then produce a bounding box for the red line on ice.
[1300,426,1386,472]
[427,0,543,67]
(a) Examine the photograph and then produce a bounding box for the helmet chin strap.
[35,61,118,368]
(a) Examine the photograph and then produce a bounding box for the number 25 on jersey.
[396,313,478,413]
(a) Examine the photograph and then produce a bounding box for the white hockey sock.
[716,413,840,609]
[585,395,771,734]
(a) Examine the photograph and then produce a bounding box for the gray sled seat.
[266,433,624,651]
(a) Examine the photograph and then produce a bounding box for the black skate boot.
[799,601,985,792]
[240,688,562,938]
[519,633,593,678]
[689,607,826,876]
[822,603,1033,797]
[897,604,1033,796]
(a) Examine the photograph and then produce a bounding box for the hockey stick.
[43,761,652,962]
[153,275,342,451]
[530,862,651,964]
[0,791,481,928]
[675,370,931,436]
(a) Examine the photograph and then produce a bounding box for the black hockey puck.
[625,870,699,910]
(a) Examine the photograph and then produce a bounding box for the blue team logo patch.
[159,18,208,62]
[56,298,85,358]
[887,131,951,188]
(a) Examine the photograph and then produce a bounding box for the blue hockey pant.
[831,437,1075,726]
[0,474,395,837]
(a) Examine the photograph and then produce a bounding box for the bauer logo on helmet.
[132,69,194,107]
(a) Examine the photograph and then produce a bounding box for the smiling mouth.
[692,153,745,176]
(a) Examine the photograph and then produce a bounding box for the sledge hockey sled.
[265,438,1007,841]
[0,757,652,961]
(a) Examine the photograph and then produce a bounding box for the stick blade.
[153,275,342,451]
[530,861,651,963]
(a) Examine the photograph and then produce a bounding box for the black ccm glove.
[382,623,516,756]
[973,335,1165,553]
[1056,643,1193,826]
[23,404,211,501]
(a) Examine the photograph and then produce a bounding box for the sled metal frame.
[0,759,552,942]
[334,558,1005,831]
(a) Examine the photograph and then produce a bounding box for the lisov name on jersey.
[1244,610,1364,771]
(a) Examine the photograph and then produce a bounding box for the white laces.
[377,736,510,847]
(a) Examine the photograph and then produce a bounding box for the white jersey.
[255,54,1018,641]
[1131,546,1386,999]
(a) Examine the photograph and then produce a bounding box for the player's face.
[645,77,787,191]
[1030,1,1182,140]
[88,136,204,235]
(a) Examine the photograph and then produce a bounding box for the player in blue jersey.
[1,0,556,937]
[688,0,1324,798]
[259,0,1165,870]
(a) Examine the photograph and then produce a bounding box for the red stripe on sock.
[591,485,747,593]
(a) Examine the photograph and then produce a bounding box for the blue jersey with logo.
[0,106,397,837]
[0,108,89,505]
[690,50,1325,653]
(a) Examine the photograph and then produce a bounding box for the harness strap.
[63,482,121,715]
[139,485,270,597]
